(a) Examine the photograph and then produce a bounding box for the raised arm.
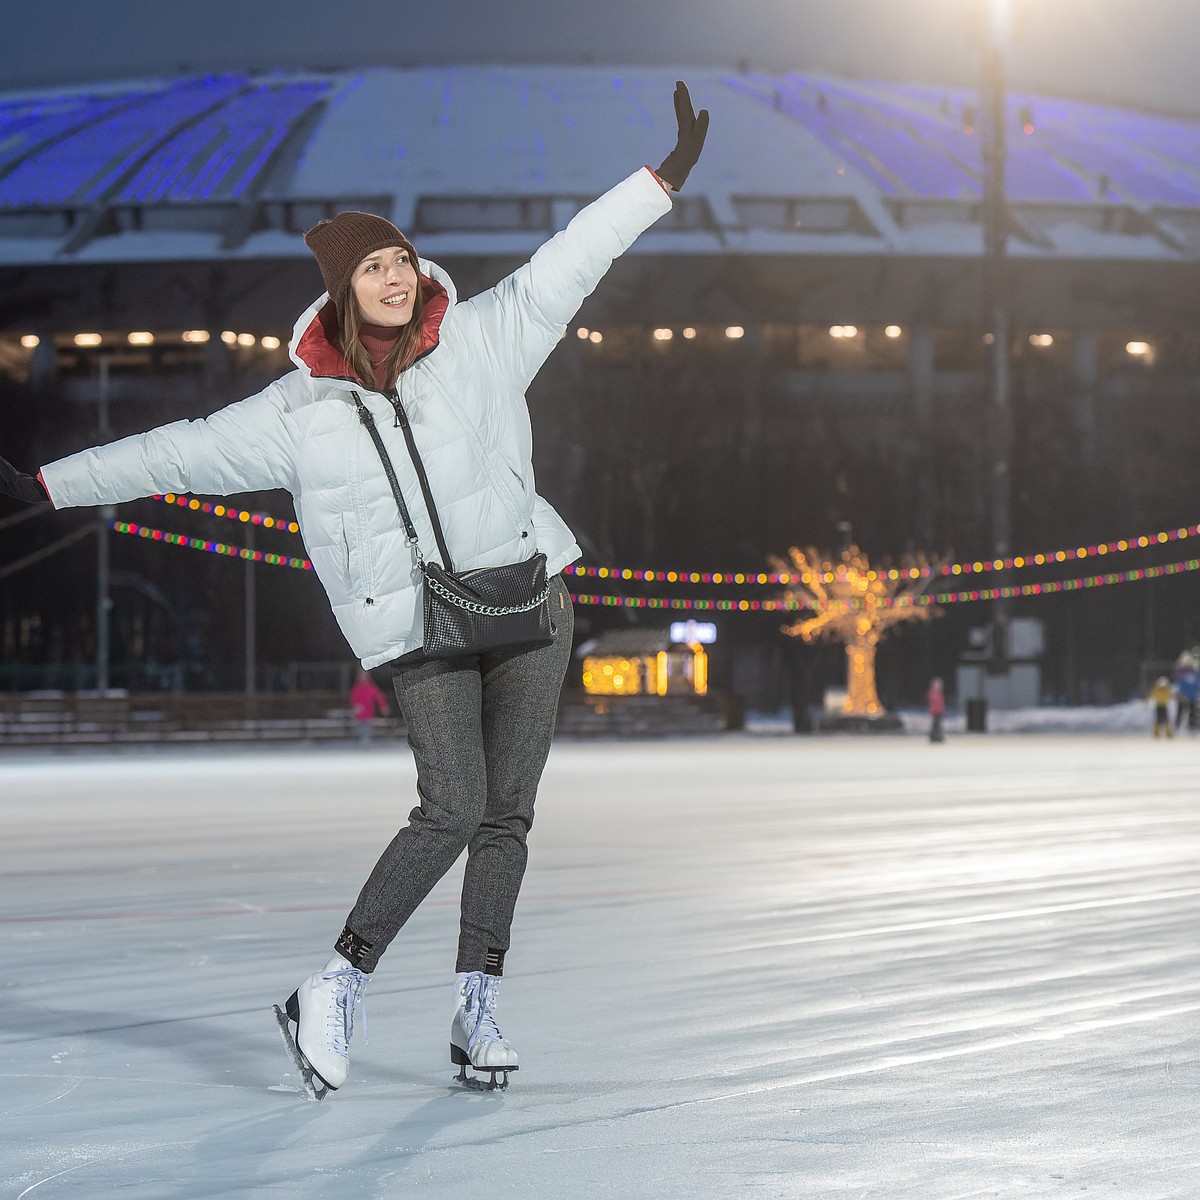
[35,377,299,509]
[459,81,709,391]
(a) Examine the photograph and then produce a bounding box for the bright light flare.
[127,331,154,346]
[19,334,39,348]
[182,330,210,344]
[74,333,102,347]
[653,328,674,341]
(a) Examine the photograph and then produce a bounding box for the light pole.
[96,354,114,692]
[978,0,1013,675]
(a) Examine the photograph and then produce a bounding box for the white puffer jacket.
[40,168,672,668]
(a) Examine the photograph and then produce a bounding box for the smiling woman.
[0,79,708,1105]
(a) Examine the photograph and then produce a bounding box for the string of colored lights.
[153,492,300,534]
[110,521,313,570]
[144,494,1200,588]
[563,524,1200,584]
[112,517,1200,606]
[573,556,1200,610]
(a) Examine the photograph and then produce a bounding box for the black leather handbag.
[353,392,553,658]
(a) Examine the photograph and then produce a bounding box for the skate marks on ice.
[1,739,1199,1197]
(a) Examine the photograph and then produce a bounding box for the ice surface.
[1,734,1197,1198]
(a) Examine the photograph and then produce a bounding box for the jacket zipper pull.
[387,388,402,428]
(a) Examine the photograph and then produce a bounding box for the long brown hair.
[335,274,426,391]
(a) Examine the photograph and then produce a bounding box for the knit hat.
[303,211,416,300]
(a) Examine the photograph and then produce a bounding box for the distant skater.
[0,82,708,1100]
[926,676,946,743]
[1149,676,1175,739]
[348,668,390,744]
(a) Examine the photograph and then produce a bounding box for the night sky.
[3,0,1199,115]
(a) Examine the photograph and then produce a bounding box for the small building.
[579,629,708,698]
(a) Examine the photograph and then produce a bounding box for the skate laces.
[322,966,370,1058]
[462,970,504,1049]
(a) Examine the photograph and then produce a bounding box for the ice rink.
[2,732,1198,1199]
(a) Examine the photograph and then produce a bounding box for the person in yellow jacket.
[1149,676,1176,738]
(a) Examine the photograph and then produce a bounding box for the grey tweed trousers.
[344,575,573,974]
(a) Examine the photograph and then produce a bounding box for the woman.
[0,83,708,1098]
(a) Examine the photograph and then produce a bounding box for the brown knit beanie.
[303,212,416,299]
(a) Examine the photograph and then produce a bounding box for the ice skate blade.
[454,1063,513,1091]
[272,1003,333,1101]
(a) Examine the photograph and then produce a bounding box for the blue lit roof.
[1,65,1199,265]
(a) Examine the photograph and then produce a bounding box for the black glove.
[657,81,709,192]
[0,454,48,504]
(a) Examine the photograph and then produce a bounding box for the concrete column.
[1072,328,1098,469]
[908,320,936,547]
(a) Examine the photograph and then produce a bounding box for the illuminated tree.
[770,545,941,717]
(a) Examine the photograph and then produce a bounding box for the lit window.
[589,330,603,344]
[74,333,102,347]
[19,334,39,349]
[260,335,281,351]
[236,333,256,347]
[221,331,238,346]
[682,327,697,339]
[182,330,211,344]
[1126,341,1151,356]
[127,331,154,346]
[1029,333,1054,347]
[725,326,745,340]
[653,328,673,341]
[884,325,903,338]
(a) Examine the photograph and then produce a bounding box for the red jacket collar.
[294,273,449,385]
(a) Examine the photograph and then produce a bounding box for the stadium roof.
[3,65,1200,266]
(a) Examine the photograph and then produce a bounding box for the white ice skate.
[450,970,518,1091]
[273,953,369,1100]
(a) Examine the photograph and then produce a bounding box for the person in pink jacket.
[348,669,390,744]
[927,677,947,743]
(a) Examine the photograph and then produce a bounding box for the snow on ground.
[1,732,1198,1198]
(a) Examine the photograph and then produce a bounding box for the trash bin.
[966,697,988,733]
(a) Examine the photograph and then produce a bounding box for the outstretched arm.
[37,378,299,509]
[460,81,709,392]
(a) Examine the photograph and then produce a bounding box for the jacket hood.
[288,256,455,386]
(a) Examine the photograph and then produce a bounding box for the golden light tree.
[770,545,942,717]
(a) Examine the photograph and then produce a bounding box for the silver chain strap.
[425,572,550,616]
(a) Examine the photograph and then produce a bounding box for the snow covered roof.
[3,65,1200,265]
